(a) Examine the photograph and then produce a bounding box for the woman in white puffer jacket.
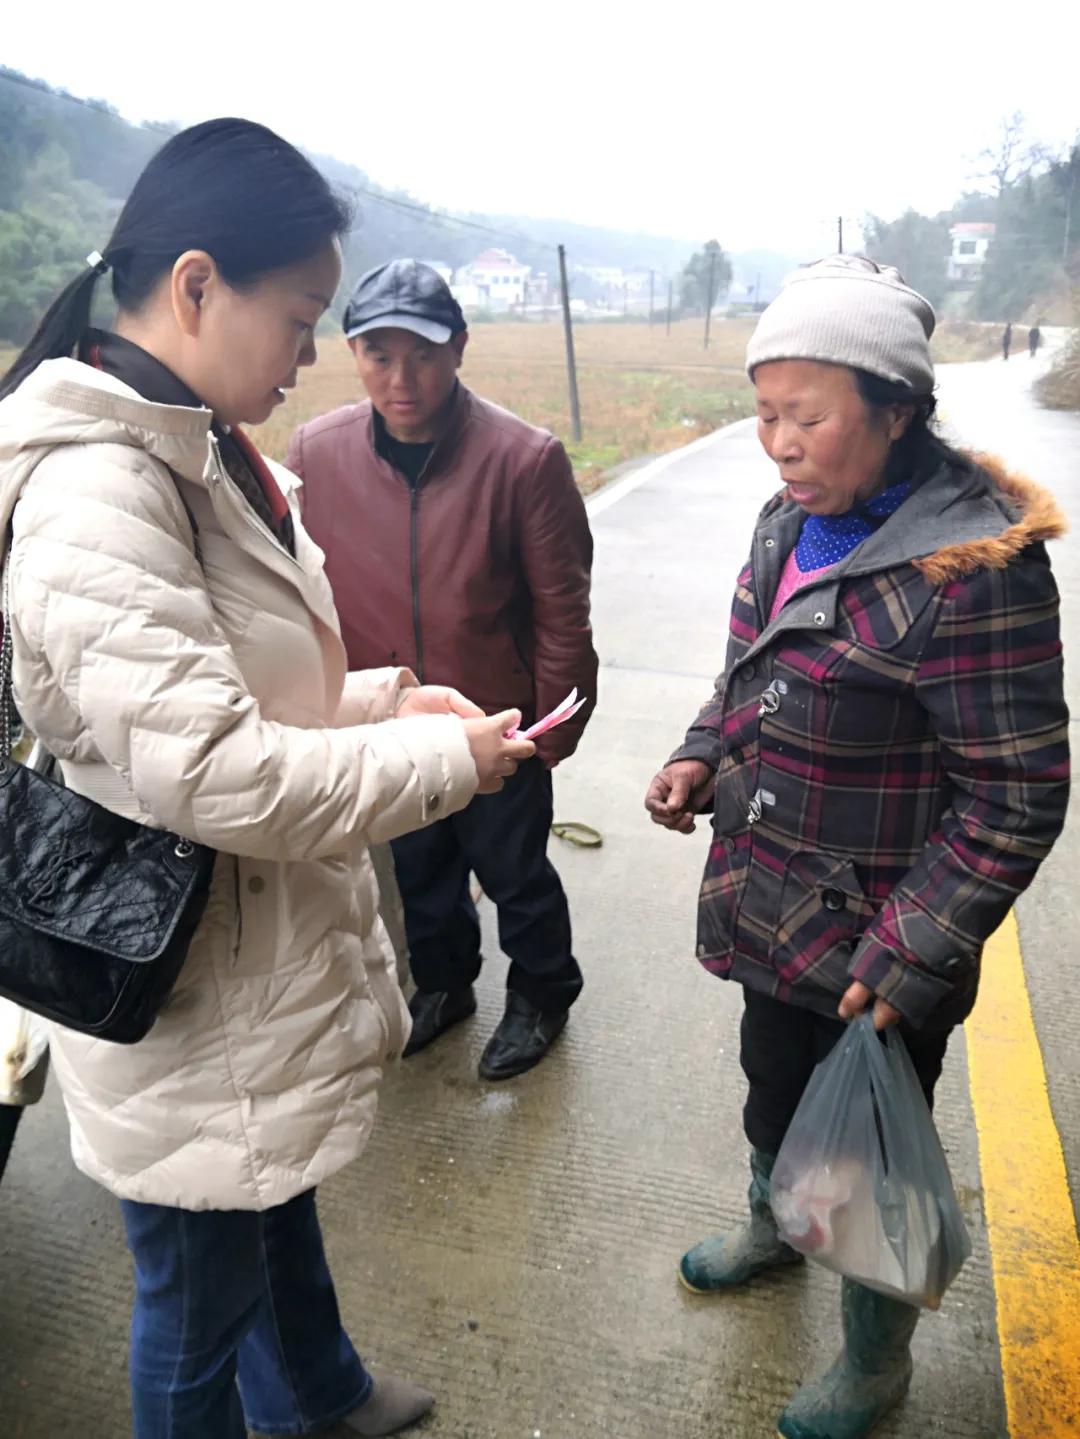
[0,118,532,1439]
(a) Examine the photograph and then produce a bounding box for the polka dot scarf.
[795,481,912,571]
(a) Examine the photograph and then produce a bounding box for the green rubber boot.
[777,1278,920,1439]
[679,1148,804,1293]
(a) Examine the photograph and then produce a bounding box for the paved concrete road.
[2,350,1076,1438]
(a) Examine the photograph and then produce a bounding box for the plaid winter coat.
[671,455,1069,1029]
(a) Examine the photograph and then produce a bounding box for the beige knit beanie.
[745,254,936,392]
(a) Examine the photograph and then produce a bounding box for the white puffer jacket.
[0,360,479,1210]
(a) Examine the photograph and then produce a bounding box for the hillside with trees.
[863,114,1079,322]
[0,66,721,344]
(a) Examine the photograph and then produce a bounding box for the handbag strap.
[1,550,14,764]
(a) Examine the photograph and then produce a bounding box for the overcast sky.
[5,1,1079,257]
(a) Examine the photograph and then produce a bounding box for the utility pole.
[666,279,673,336]
[557,244,582,443]
[703,247,718,351]
[649,269,655,327]
[838,215,844,253]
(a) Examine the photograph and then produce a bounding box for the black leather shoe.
[402,986,477,1058]
[478,993,568,1081]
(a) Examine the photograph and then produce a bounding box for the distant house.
[418,259,454,285]
[948,223,995,284]
[453,248,531,309]
[576,264,654,311]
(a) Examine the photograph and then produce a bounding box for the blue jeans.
[120,1189,372,1438]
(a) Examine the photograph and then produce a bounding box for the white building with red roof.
[453,248,531,309]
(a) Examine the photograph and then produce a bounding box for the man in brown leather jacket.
[286,260,597,1080]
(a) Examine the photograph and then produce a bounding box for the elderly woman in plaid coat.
[646,256,1069,1439]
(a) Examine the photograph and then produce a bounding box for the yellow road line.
[967,911,1080,1437]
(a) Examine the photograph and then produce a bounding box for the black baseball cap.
[343,259,467,345]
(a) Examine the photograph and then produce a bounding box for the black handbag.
[0,546,216,1045]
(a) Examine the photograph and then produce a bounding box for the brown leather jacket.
[286,385,597,764]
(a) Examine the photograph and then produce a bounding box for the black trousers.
[0,1103,23,1184]
[390,759,583,1014]
[740,987,953,1155]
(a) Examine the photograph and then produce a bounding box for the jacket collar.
[1,358,216,490]
[81,329,205,411]
[758,452,1065,581]
[367,382,473,486]
[743,454,1066,660]
[0,359,340,639]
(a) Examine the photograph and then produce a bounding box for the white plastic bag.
[0,997,49,1106]
[770,1014,971,1309]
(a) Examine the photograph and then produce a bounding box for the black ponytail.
[0,266,104,399]
[0,118,351,401]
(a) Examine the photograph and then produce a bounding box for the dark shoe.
[776,1278,919,1439]
[402,986,476,1058]
[679,1148,804,1293]
[339,1370,435,1435]
[478,992,568,1080]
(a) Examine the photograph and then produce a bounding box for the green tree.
[862,209,951,308]
[680,240,732,314]
[972,143,1080,320]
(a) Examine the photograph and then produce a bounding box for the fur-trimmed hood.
[756,450,1066,591]
[913,452,1067,583]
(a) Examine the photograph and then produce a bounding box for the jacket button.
[764,538,776,549]
[821,887,846,912]
[428,795,441,813]
[743,662,758,681]
[247,876,266,896]
[814,612,827,626]
[724,837,736,853]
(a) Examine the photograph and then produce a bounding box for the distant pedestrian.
[1029,322,1042,358]
[646,254,1070,1439]
[1002,322,1012,360]
[288,260,598,1082]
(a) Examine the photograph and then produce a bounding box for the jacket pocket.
[770,851,877,994]
[696,833,744,962]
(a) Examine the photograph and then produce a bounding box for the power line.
[0,66,173,133]
[343,184,554,257]
[1,67,555,260]
[346,184,550,249]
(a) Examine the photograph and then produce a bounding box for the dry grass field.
[251,318,759,490]
[0,318,1017,493]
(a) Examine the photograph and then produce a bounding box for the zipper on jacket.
[208,436,302,572]
[409,486,424,682]
[377,400,463,687]
[233,856,244,960]
[403,443,442,686]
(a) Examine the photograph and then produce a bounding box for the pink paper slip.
[508,688,587,741]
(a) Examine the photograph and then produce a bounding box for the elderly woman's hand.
[645,760,715,834]
[838,980,902,1031]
